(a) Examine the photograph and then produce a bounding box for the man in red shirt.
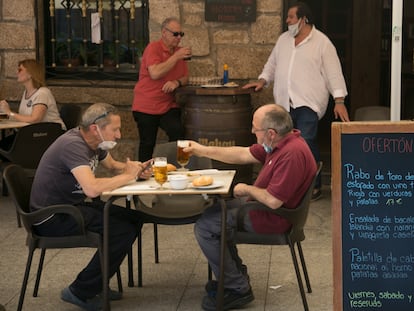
[132,17,192,161]
[185,104,317,310]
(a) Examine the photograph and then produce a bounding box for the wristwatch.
[9,112,15,118]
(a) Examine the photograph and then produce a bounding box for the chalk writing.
[340,132,414,311]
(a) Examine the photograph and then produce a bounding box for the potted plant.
[56,40,81,67]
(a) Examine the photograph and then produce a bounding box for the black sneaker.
[61,287,102,311]
[205,264,249,296]
[201,287,254,311]
[311,188,322,201]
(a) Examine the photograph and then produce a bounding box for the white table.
[101,170,236,310]
[0,120,29,130]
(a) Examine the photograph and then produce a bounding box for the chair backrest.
[1,122,64,169]
[59,104,82,129]
[3,164,33,231]
[354,106,390,121]
[279,161,323,243]
[153,141,212,170]
[234,162,322,245]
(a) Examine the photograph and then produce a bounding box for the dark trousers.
[133,108,185,161]
[290,106,321,189]
[34,201,143,300]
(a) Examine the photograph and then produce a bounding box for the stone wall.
[0,0,283,162]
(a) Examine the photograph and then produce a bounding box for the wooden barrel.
[183,93,255,185]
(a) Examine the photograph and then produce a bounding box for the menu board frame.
[332,121,414,311]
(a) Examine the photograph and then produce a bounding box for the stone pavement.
[0,186,333,311]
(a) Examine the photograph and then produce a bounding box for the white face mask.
[288,18,302,37]
[96,126,117,150]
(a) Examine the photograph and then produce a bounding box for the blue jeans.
[133,108,185,161]
[290,106,321,189]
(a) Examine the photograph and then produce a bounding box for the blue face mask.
[262,142,273,154]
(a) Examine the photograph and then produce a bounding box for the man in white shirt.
[243,1,350,200]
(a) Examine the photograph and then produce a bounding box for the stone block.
[217,46,273,79]
[149,1,180,25]
[182,1,204,14]
[3,51,36,78]
[182,14,203,26]
[213,30,249,45]
[120,110,138,140]
[187,58,216,77]
[251,15,282,45]
[0,23,35,49]
[258,0,282,13]
[180,27,209,57]
[3,0,34,20]
[0,79,23,102]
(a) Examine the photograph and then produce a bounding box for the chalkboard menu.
[205,0,256,23]
[332,121,414,311]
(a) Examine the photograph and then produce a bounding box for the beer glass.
[153,157,168,189]
[177,140,190,170]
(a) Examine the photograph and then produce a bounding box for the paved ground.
[0,186,333,311]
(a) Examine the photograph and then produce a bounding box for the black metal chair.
[133,141,213,287]
[3,164,122,311]
[59,104,82,129]
[0,122,64,222]
[233,162,323,311]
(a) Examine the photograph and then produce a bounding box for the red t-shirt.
[248,130,317,234]
[132,39,189,115]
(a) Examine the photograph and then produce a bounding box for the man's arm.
[233,184,283,210]
[72,157,152,198]
[147,48,189,80]
[185,141,259,165]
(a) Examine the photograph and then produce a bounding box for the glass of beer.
[153,157,168,189]
[177,140,190,170]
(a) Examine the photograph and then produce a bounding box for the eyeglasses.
[165,27,184,37]
[252,125,267,134]
[252,127,277,134]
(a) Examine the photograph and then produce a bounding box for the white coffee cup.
[169,174,189,190]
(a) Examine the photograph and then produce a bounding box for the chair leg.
[297,242,312,293]
[125,197,134,287]
[138,232,143,287]
[16,206,22,228]
[127,247,134,287]
[289,242,309,311]
[33,248,46,297]
[116,269,123,293]
[153,223,159,263]
[2,177,8,196]
[18,249,35,311]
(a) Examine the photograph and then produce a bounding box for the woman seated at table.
[0,59,65,149]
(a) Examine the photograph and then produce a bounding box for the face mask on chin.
[262,142,273,154]
[288,18,302,37]
[96,126,117,150]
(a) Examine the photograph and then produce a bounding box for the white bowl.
[169,174,189,190]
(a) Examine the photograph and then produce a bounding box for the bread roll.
[167,163,177,172]
[192,175,213,187]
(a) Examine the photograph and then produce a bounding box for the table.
[0,120,29,130]
[0,120,29,143]
[101,170,236,310]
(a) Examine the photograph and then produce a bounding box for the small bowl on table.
[169,174,189,190]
